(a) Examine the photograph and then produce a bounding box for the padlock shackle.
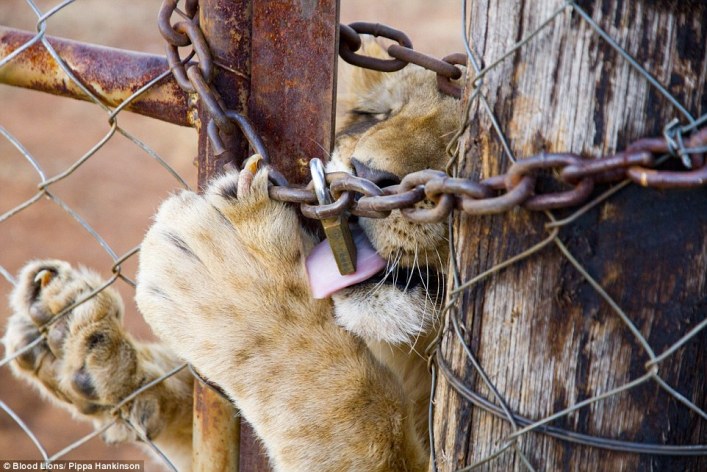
[309,158,334,206]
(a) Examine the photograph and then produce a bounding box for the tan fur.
[3,260,193,468]
[3,41,462,471]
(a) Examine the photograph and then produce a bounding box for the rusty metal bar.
[249,0,340,185]
[192,0,251,470]
[227,2,340,469]
[195,0,252,188]
[0,26,191,126]
[193,381,240,471]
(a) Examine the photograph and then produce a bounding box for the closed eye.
[338,109,390,137]
[350,109,390,121]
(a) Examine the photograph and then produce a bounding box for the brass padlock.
[310,158,357,275]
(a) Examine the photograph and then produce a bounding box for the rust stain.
[0,26,191,126]
[249,0,339,185]
[196,0,252,189]
[600,201,618,221]
[191,0,251,467]
[193,379,240,471]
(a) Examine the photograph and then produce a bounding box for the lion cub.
[4,42,461,471]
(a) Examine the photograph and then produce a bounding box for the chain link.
[158,0,267,165]
[339,22,465,98]
[157,1,707,225]
[268,123,707,223]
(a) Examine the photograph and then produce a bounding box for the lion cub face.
[327,45,462,345]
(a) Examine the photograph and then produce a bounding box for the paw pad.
[72,366,98,400]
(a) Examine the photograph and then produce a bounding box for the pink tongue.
[306,226,387,299]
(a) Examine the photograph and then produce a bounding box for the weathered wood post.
[433,1,706,470]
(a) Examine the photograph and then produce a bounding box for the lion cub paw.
[4,260,167,442]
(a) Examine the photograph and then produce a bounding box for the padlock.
[310,158,357,275]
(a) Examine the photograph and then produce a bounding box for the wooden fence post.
[433,1,706,470]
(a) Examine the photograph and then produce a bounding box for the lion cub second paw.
[3,260,190,445]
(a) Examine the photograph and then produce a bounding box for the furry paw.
[3,260,175,442]
[136,157,427,471]
[136,156,319,390]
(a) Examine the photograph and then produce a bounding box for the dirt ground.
[0,0,462,469]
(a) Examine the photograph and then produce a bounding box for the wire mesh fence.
[0,0,195,469]
[1,0,704,471]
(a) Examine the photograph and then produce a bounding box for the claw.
[237,154,264,198]
[244,154,264,174]
[34,269,55,288]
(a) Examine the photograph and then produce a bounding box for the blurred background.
[0,0,461,469]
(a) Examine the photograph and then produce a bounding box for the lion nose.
[351,158,401,188]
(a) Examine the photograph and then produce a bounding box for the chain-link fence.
[1,0,705,471]
[0,1,198,469]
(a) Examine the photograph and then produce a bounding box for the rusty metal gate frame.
[1,0,340,470]
[186,1,340,469]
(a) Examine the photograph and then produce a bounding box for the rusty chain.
[158,0,267,166]
[339,22,466,98]
[158,0,465,161]
[159,0,707,227]
[272,123,707,224]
